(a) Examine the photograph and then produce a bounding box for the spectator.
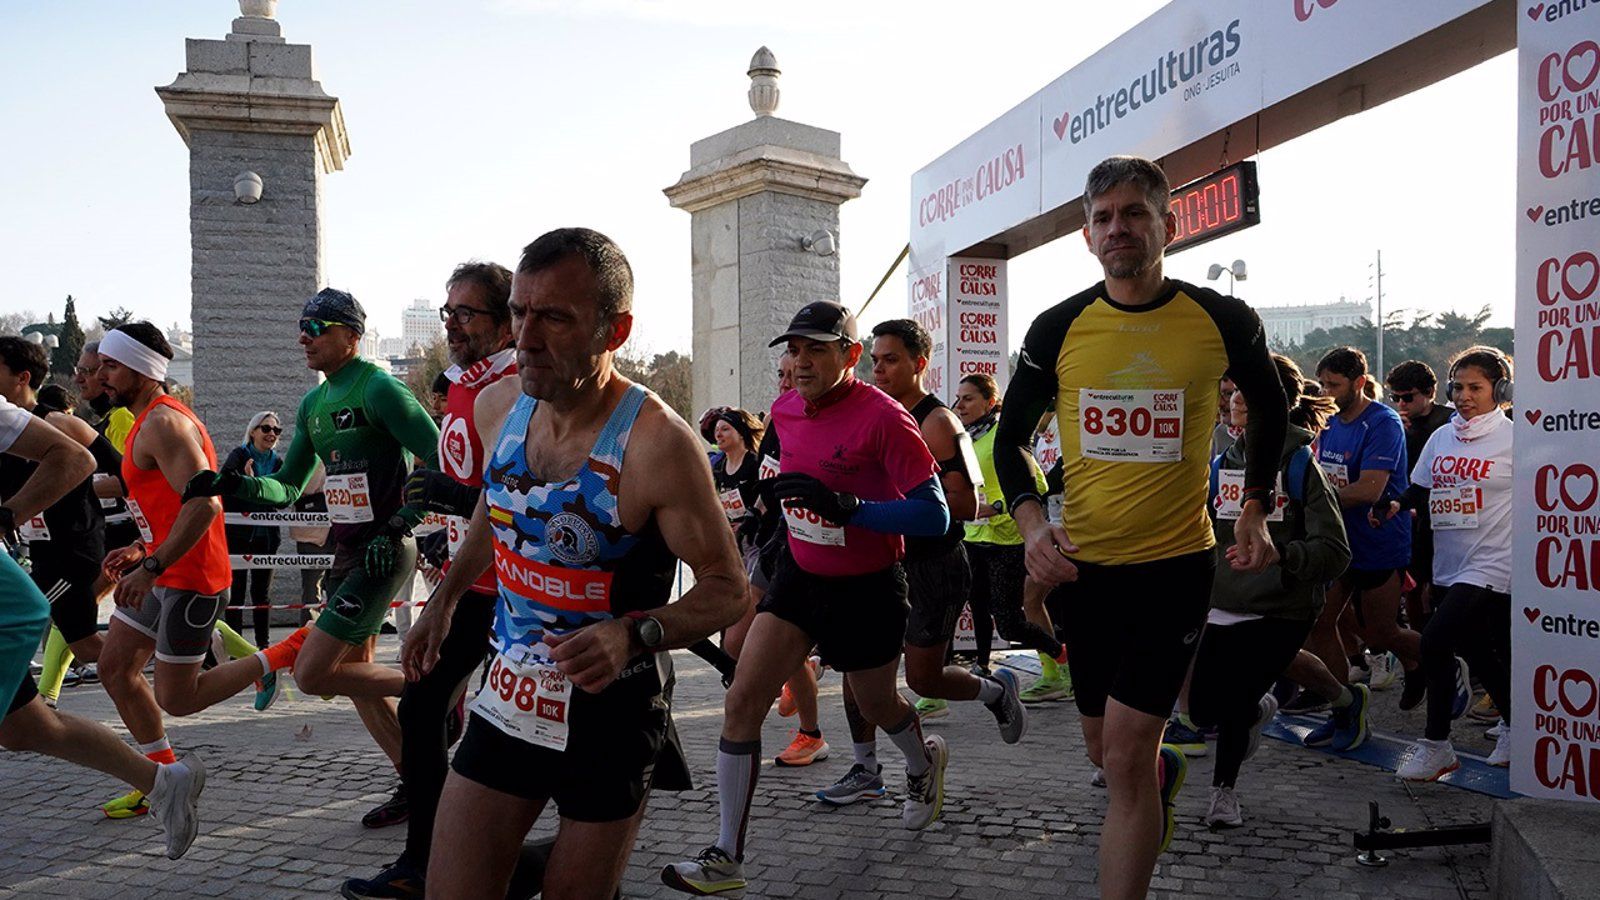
[221,411,284,647]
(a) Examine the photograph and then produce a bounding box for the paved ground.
[2,635,1503,898]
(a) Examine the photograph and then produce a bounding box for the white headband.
[100,329,170,383]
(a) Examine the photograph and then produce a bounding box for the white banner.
[230,553,334,570]
[224,511,331,525]
[1512,0,1600,804]
[909,98,1042,275]
[948,258,1010,397]
[908,255,951,401]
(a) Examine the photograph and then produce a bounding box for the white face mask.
[1451,409,1502,442]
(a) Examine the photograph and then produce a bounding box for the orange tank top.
[122,395,232,594]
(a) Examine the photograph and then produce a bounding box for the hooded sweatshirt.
[1209,424,1350,621]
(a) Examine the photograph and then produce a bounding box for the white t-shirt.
[0,395,29,455]
[1410,413,1513,592]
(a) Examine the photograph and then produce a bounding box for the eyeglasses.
[257,425,283,435]
[74,365,99,377]
[1387,390,1422,403]
[439,304,494,325]
[300,318,342,337]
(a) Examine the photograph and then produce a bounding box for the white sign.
[949,258,1010,397]
[1512,0,1600,804]
[909,98,1042,274]
[230,553,335,570]
[908,255,951,401]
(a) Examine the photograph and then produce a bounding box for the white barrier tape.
[230,553,334,569]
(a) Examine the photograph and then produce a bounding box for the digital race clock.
[1166,161,1260,255]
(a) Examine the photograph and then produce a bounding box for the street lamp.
[1206,259,1248,295]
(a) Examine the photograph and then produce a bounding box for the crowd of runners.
[0,156,1517,899]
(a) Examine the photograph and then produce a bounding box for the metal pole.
[1375,249,1384,379]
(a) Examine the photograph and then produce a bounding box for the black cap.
[302,287,367,336]
[768,301,858,347]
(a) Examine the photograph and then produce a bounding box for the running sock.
[1052,646,1069,665]
[1176,712,1199,731]
[1331,686,1354,708]
[38,626,74,701]
[1038,652,1060,681]
[715,737,760,861]
[885,709,931,777]
[852,741,878,769]
[975,676,1004,705]
[138,737,178,766]
[257,625,310,675]
[215,621,258,659]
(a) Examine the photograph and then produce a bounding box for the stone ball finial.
[748,46,780,117]
[239,0,277,18]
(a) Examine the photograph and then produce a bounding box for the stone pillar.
[155,1,349,446]
[665,48,866,417]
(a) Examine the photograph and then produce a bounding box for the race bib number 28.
[1214,471,1286,522]
[1078,389,1184,463]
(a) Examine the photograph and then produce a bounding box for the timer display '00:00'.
[1167,160,1261,255]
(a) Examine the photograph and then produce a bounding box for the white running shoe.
[148,753,207,859]
[902,735,948,830]
[1396,738,1459,782]
[1242,693,1279,763]
[1367,651,1401,691]
[209,629,227,664]
[1204,786,1243,828]
[1485,718,1507,740]
[1090,767,1106,788]
[1488,727,1511,767]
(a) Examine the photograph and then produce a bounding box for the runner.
[89,324,277,817]
[813,319,1019,807]
[341,261,516,899]
[400,227,745,900]
[186,288,442,826]
[1306,347,1425,712]
[1188,354,1356,828]
[1379,347,1515,778]
[992,156,1285,900]
[664,301,952,897]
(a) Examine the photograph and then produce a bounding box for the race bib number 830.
[1078,389,1184,463]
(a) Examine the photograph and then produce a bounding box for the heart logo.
[1566,44,1600,95]
[1528,3,1544,20]
[1559,668,1597,716]
[1526,409,1543,424]
[1525,607,1541,623]
[1528,206,1545,222]
[1564,255,1600,299]
[1052,115,1070,141]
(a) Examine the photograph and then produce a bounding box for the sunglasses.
[1387,390,1421,403]
[300,318,342,337]
[257,425,283,435]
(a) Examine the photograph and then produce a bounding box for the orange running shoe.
[774,730,830,767]
[261,625,311,673]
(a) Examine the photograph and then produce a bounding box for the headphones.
[1446,347,1514,406]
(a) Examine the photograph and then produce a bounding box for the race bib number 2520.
[1078,389,1184,463]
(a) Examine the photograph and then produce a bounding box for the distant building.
[402,298,442,353]
[1255,298,1372,348]
[379,337,406,358]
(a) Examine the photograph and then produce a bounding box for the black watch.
[141,555,167,575]
[628,612,665,650]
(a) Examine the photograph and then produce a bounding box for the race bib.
[1430,486,1482,530]
[1318,459,1350,490]
[19,515,50,543]
[126,498,155,542]
[758,453,781,481]
[720,488,748,522]
[1214,470,1286,522]
[1078,389,1184,462]
[445,514,467,558]
[470,648,572,751]
[324,473,374,524]
[93,474,118,509]
[1047,494,1064,526]
[783,502,845,547]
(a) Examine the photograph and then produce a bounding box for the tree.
[615,347,694,423]
[0,310,37,336]
[97,307,135,331]
[54,296,85,378]
[1280,303,1513,390]
[403,338,451,412]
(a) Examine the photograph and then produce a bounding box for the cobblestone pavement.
[2,637,1500,898]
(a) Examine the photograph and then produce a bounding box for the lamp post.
[1206,259,1248,295]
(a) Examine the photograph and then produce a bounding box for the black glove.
[419,529,449,569]
[735,514,760,545]
[0,506,17,549]
[182,468,242,502]
[403,469,480,518]
[771,473,860,525]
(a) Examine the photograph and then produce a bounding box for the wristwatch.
[141,555,167,575]
[625,611,665,650]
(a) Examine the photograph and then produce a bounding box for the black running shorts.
[30,555,99,644]
[756,548,908,672]
[6,671,36,716]
[903,543,971,649]
[1047,550,1215,719]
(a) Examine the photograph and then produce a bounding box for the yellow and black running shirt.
[994,279,1285,566]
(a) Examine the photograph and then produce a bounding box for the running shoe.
[78,663,99,685]
[1019,673,1072,704]
[102,789,150,819]
[1469,693,1500,722]
[1090,768,1105,788]
[1163,717,1208,758]
[661,846,746,897]
[777,656,822,718]
[985,669,1027,744]
[148,753,206,860]
[1396,738,1459,782]
[1487,727,1511,768]
[28,660,41,677]
[968,663,992,679]
[1398,665,1427,711]
[1242,694,1279,762]
[61,668,82,689]
[914,697,949,721]
[902,735,948,830]
[341,856,425,900]
[774,731,830,767]
[1204,786,1242,829]
[1347,659,1371,685]
[1367,651,1401,691]
[1485,718,1507,740]
[1280,690,1330,715]
[1330,684,1372,752]
[254,669,283,712]
[815,763,887,806]
[1157,744,1188,854]
[361,785,409,829]
[1451,658,1473,720]
[1302,717,1337,749]
[209,628,227,665]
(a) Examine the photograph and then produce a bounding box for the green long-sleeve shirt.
[231,357,440,551]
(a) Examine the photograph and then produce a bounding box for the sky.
[0,1,1516,357]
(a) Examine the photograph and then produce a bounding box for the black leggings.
[964,542,1063,668]
[1423,583,1511,741]
[1189,616,1311,789]
[225,527,279,647]
[400,590,495,870]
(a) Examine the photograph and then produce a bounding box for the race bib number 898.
[1078,389,1184,463]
